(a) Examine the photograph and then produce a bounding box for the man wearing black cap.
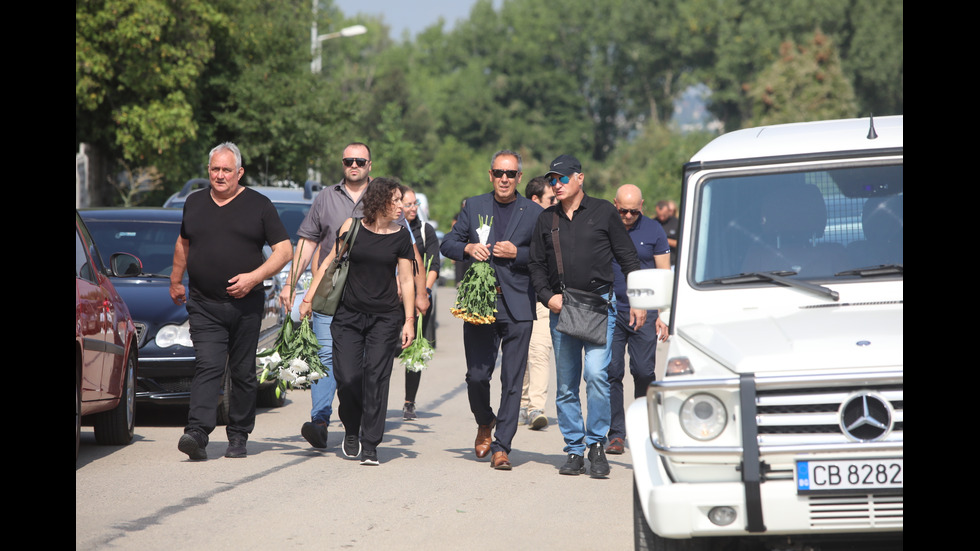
[528,154,646,478]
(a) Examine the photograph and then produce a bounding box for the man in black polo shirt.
[170,142,292,460]
[528,154,646,479]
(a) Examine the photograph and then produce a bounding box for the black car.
[80,208,287,421]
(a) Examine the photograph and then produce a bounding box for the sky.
[331,0,488,39]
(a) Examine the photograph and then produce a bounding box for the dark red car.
[76,210,140,460]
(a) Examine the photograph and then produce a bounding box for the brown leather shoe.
[606,437,626,455]
[491,451,512,470]
[474,419,496,458]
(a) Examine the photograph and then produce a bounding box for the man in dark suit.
[441,149,544,471]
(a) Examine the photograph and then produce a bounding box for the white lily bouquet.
[258,241,328,389]
[258,317,327,388]
[451,215,497,325]
[399,256,435,372]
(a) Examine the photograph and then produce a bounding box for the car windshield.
[274,203,311,244]
[86,219,181,276]
[691,163,903,284]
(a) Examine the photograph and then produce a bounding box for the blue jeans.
[550,295,616,456]
[310,311,337,425]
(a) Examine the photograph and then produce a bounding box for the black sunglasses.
[343,157,369,167]
[618,208,641,216]
[491,169,519,178]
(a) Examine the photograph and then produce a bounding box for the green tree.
[692,0,900,129]
[76,0,223,177]
[593,120,713,204]
[745,30,858,126]
[372,102,429,186]
[611,0,713,127]
[837,1,903,116]
[419,136,487,231]
[208,0,357,184]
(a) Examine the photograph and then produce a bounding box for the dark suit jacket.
[440,192,543,322]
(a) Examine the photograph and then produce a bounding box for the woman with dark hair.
[301,177,416,465]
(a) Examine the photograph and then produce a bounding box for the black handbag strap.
[335,217,361,259]
[551,212,566,291]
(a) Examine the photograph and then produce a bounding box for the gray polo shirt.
[297,179,414,264]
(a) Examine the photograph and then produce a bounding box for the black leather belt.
[590,283,612,295]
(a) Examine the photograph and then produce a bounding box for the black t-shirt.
[180,187,289,301]
[342,224,414,314]
[492,199,516,244]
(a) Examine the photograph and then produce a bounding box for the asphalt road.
[76,286,644,550]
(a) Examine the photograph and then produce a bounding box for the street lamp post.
[310,24,367,73]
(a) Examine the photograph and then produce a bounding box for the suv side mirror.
[109,252,143,277]
[627,269,673,311]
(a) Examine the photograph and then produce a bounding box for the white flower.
[258,352,281,368]
[288,358,310,373]
[476,222,492,246]
[280,369,298,382]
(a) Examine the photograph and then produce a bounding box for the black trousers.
[331,305,404,452]
[185,293,263,444]
[462,297,532,455]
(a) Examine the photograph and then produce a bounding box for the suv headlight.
[679,393,727,441]
[155,320,193,348]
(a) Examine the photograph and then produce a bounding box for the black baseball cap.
[546,154,582,177]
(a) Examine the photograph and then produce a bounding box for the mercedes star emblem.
[839,392,893,442]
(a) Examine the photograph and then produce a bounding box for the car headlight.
[679,393,727,441]
[155,320,193,348]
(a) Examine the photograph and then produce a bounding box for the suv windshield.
[692,163,903,284]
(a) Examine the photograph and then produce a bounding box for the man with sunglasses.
[528,154,646,479]
[440,149,543,471]
[606,185,670,457]
[280,142,429,450]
